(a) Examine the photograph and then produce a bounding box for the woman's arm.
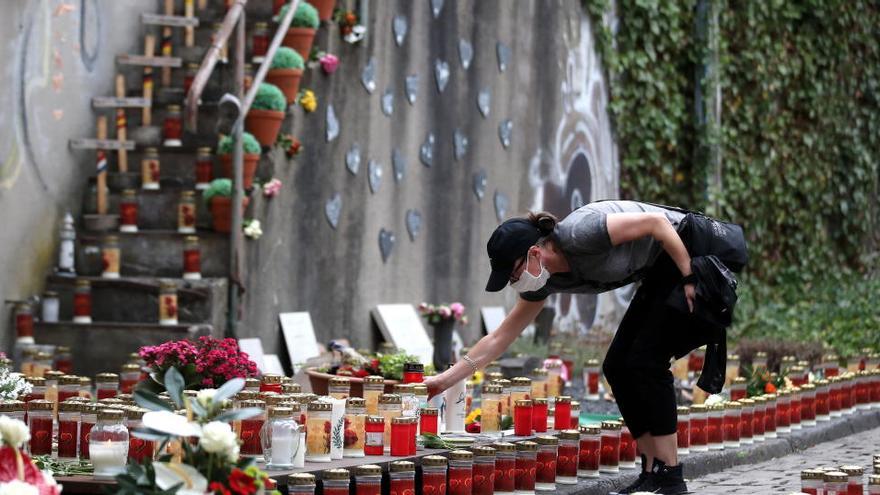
[425,297,545,397]
[606,212,695,310]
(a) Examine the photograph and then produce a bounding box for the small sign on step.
[371,304,433,365]
[238,338,266,372]
[92,97,152,109]
[141,13,200,27]
[69,139,136,150]
[117,54,182,68]
[279,312,321,374]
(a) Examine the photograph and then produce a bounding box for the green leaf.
[134,389,173,412]
[131,427,171,442]
[213,377,245,404]
[214,407,264,423]
[164,367,185,408]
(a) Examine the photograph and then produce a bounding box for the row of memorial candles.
[137,146,216,191]
[98,235,202,283]
[800,458,880,495]
[117,189,199,236]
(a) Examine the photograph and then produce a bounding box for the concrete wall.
[0,0,155,351]
[239,0,624,356]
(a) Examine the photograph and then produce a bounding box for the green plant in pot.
[218,132,262,190]
[265,46,305,104]
[277,1,320,59]
[203,178,251,233]
[244,82,287,147]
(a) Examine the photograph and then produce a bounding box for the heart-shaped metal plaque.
[379,229,395,263]
[477,88,491,117]
[325,193,342,229]
[405,209,422,241]
[453,129,468,161]
[494,190,510,222]
[431,0,444,18]
[393,15,407,46]
[326,104,339,142]
[459,39,473,70]
[382,88,395,116]
[497,42,511,72]
[434,59,450,93]
[368,160,383,194]
[498,119,513,148]
[405,74,418,105]
[420,132,435,167]
[345,143,361,175]
[392,148,406,182]
[473,169,487,201]
[361,58,377,94]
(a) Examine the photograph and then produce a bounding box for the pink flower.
[320,53,339,74]
[439,306,452,318]
[450,302,465,317]
[263,178,282,198]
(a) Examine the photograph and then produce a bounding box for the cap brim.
[485,268,511,292]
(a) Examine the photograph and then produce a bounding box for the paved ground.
[687,422,879,494]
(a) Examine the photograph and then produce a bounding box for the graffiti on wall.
[528,16,631,337]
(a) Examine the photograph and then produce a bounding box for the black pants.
[602,253,704,439]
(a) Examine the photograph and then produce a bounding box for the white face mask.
[509,253,551,293]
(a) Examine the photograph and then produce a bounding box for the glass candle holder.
[141,147,160,190]
[472,445,496,495]
[530,368,548,400]
[776,390,791,434]
[239,399,266,457]
[182,236,202,280]
[420,406,439,436]
[868,474,880,495]
[73,279,93,324]
[119,189,139,232]
[96,373,119,400]
[828,377,842,417]
[723,401,741,448]
[569,401,581,430]
[676,406,690,455]
[389,461,416,495]
[493,442,517,495]
[707,403,724,450]
[823,471,849,495]
[555,429,579,484]
[355,465,382,495]
[260,374,283,394]
[763,394,778,438]
[751,396,766,441]
[80,403,98,459]
[739,398,754,444]
[363,376,384,415]
[510,377,532,404]
[14,302,34,343]
[731,376,747,401]
[800,469,823,495]
[840,465,864,495]
[515,441,538,495]
[396,383,419,422]
[57,401,81,459]
[162,104,183,147]
[321,469,350,495]
[599,420,621,473]
[177,191,196,234]
[328,376,351,399]
[789,387,803,430]
[482,384,503,433]
[288,473,316,495]
[583,359,601,400]
[305,401,333,463]
[494,379,512,417]
[578,424,601,478]
[194,147,213,190]
[364,415,384,456]
[390,417,411,456]
[403,362,424,384]
[0,401,26,423]
[379,393,402,453]
[531,397,548,433]
[89,409,129,479]
[126,407,154,463]
[251,21,269,61]
[44,370,62,403]
[514,399,533,437]
[101,235,121,278]
[553,396,571,431]
[58,375,81,403]
[421,455,448,495]
[119,364,141,395]
[158,281,178,326]
[534,436,557,491]
[618,419,637,469]
[261,407,300,468]
[449,450,474,495]
[282,383,302,395]
[343,397,366,458]
[25,377,46,402]
[545,362,563,399]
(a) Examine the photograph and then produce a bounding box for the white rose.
[199,421,237,456]
[226,443,240,463]
[196,389,216,408]
[0,415,30,448]
[0,481,39,495]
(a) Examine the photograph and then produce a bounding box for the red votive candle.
[493,442,516,494]
[194,147,213,188]
[531,398,548,433]
[789,389,803,428]
[515,441,538,492]
[390,417,410,457]
[127,407,155,463]
[58,375,80,403]
[619,421,637,468]
[355,465,383,495]
[79,403,97,459]
[815,380,831,418]
[763,395,777,438]
[73,280,92,323]
[472,446,496,495]
[251,22,269,59]
[535,436,558,489]
[731,377,747,401]
[578,425,601,477]
[676,406,690,454]
[553,396,571,430]
[162,105,183,146]
[776,391,791,433]
[556,430,579,484]
[95,372,119,400]
[407,417,417,455]
[238,399,266,456]
[514,399,533,437]
[402,362,424,384]
[321,468,351,495]
[599,421,621,472]
[584,359,601,399]
[27,400,54,456]
[840,465,864,495]
[260,374,282,394]
[722,402,741,448]
[421,456,448,495]
[689,404,708,451]
[707,404,724,449]
[449,450,474,495]
[420,407,439,435]
[364,416,385,456]
[119,189,139,232]
[57,401,80,459]
[389,462,416,495]
[740,399,754,443]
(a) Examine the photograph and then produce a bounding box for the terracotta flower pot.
[282,27,317,60]
[266,68,304,105]
[311,0,336,21]
[209,196,250,233]
[244,109,285,147]
[305,367,399,396]
[219,153,260,189]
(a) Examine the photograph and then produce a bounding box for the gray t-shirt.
[520,200,686,301]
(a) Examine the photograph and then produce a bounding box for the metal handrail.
[182,0,300,338]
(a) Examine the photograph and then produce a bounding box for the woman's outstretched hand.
[684,282,696,313]
[424,375,445,400]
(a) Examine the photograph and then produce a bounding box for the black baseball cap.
[485,218,544,292]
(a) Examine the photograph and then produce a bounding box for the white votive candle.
[90,440,129,478]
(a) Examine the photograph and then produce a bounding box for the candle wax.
[515,457,537,491]
[578,438,600,471]
[495,457,516,493]
[536,450,556,484]
[449,466,473,495]
[599,434,619,468]
[556,444,578,478]
[473,462,495,495]
[422,471,447,495]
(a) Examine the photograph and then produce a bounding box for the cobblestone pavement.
[686,423,880,494]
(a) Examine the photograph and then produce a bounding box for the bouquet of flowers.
[139,336,259,391]
[118,367,276,495]
[418,302,469,325]
[0,416,62,495]
[0,367,31,401]
[745,366,786,397]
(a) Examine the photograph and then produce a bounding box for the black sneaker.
[637,459,689,495]
[611,455,654,494]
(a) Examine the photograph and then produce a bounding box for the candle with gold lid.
[101,235,121,278]
[530,368,548,399]
[158,281,178,325]
[363,375,384,415]
[89,408,129,479]
[177,191,197,234]
[141,147,160,190]
[510,376,532,404]
[328,376,351,399]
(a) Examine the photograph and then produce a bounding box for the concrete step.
[34,321,216,378]
[83,180,214,230]
[76,230,230,278]
[45,275,227,329]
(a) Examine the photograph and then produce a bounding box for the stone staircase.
[36,1,283,377]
